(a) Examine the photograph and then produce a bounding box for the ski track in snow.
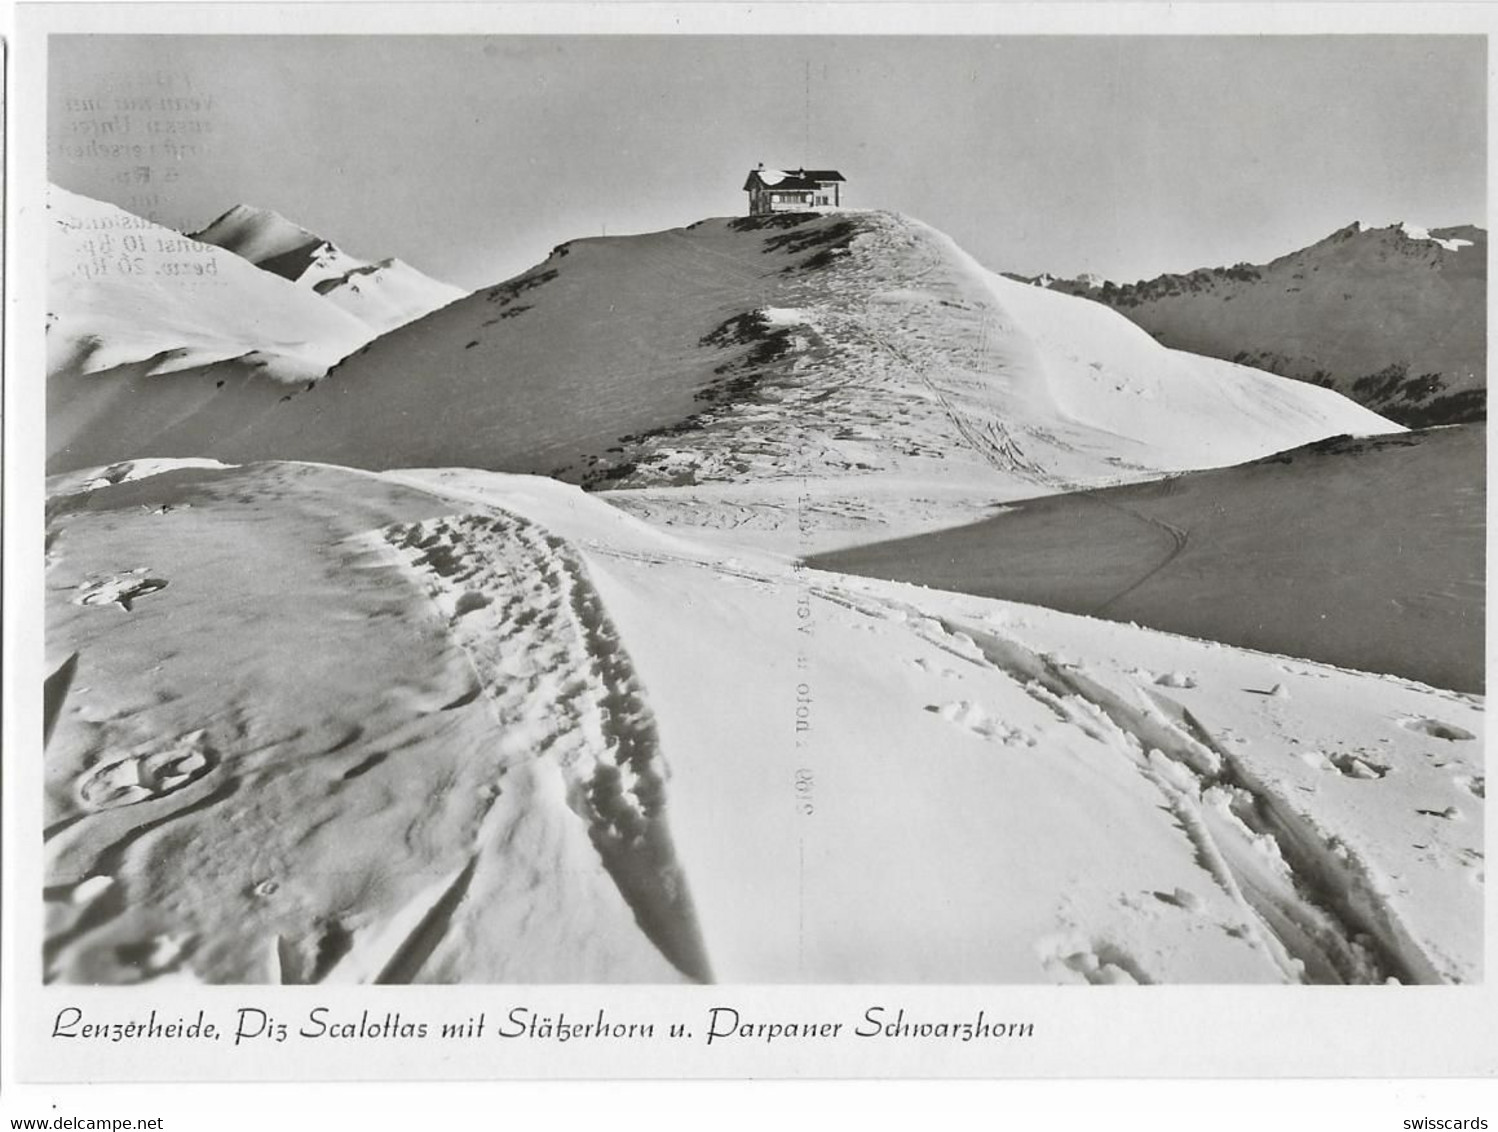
[41,205,1476,987]
[366,510,711,983]
[41,461,1480,985]
[586,538,1471,984]
[880,604,1456,985]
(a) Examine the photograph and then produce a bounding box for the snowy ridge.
[189,203,327,276]
[311,256,467,333]
[232,209,1396,553]
[605,211,1398,551]
[193,202,466,333]
[1398,222,1474,253]
[370,511,710,982]
[47,186,371,381]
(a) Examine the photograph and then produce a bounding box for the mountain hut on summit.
[743,165,846,215]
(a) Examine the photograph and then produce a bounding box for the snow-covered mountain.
[1015,222,1486,426]
[47,186,371,382]
[47,189,468,475]
[192,203,466,333]
[215,209,1395,550]
[41,204,1480,988]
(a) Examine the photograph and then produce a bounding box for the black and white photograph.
[5,0,1496,1110]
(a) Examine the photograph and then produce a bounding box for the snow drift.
[44,460,1483,985]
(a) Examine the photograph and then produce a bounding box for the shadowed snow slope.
[1026,222,1486,426]
[812,425,1485,693]
[192,203,466,333]
[45,460,1482,984]
[47,187,384,476]
[183,210,1398,547]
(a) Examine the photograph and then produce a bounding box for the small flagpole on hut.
[804,60,811,168]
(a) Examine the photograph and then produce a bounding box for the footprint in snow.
[1297,749,1390,780]
[1415,805,1462,821]
[1150,887,1204,913]
[1037,934,1151,985]
[77,733,216,810]
[910,657,961,680]
[73,569,168,612]
[1398,717,1476,742]
[1244,683,1290,699]
[1153,671,1197,689]
[114,933,196,979]
[927,701,1033,746]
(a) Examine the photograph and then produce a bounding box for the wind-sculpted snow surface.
[45,462,698,983]
[45,461,1482,983]
[370,512,710,982]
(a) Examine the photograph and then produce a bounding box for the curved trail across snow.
[372,509,713,983]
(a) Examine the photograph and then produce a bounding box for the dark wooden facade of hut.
[743,166,846,215]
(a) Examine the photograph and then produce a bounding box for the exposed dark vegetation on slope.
[1256,430,1431,465]
[575,309,809,490]
[724,212,863,270]
[1092,263,1263,307]
[696,311,797,404]
[727,212,817,233]
[484,267,557,310]
[767,220,860,272]
[1347,364,1484,427]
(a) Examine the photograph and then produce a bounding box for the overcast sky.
[50,35,1486,289]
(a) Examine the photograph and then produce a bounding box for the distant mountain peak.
[192,202,466,332]
[204,201,309,233]
[1020,217,1486,427]
[190,204,325,280]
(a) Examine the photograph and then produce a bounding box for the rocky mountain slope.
[1017,222,1485,427]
